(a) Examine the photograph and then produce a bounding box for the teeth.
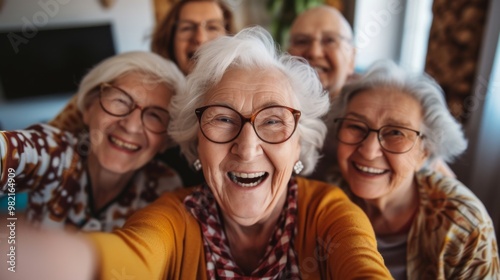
[231,171,266,178]
[229,172,267,188]
[235,180,261,188]
[109,136,139,151]
[354,163,385,174]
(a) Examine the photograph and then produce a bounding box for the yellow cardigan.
[88,177,391,279]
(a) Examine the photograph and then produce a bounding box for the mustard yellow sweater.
[88,177,391,279]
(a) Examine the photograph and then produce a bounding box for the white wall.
[353,0,406,71]
[0,0,155,130]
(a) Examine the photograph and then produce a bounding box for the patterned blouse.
[407,169,499,279]
[347,169,499,279]
[0,124,182,232]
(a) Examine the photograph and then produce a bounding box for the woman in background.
[0,51,184,231]
[150,0,236,75]
[331,60,499,279]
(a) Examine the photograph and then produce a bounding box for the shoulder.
[296,176,350,205]
[411,169,499,278]
[416,169,494,230]
[295,176,368,225]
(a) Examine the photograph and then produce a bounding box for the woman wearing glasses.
[66,26,390,279]
[0,51,183,232]
[331,60,499,279]
[150,0,235,76]
[4,27,392,279]
[49,0,236,188]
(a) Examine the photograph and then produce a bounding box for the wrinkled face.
[197,68,301,226]
[337,88,428,202]
[174,1,226,75]
[289,7,355,98]
[83,73,171,175]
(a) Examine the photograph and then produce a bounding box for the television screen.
[0,23,116,101]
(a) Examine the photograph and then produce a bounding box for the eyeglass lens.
[99,84,169,133]
[336,118,420,153]
[196,105,300,144]
[290,32,349,52]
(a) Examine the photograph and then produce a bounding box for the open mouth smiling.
[353,162,387,175]
[228,171,269,188]
[109,135,140,152]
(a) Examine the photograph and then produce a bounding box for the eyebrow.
[176,19,224,24]
[344,112,416,128]
[208,101,291,114]
[291,31,349,38]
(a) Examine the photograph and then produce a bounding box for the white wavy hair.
[75,51,185,112]
[330,60,468,165]
[169,26,330,175]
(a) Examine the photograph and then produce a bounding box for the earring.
[193,159,202,171]
[293,160,304,175]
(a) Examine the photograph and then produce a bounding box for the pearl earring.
[293,160,304,175]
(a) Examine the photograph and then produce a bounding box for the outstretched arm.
[0,217,97,280]
[1,124,78,193]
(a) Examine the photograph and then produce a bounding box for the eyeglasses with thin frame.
[175,19,226,40]
[289,32,353,53]
[334,118,423,154]
[99,83,169,134]
[195,105,302,144]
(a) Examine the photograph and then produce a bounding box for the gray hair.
[76,51,185,112]
[330,60,467,165]
[169,26,330,175]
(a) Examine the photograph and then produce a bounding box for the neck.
[222,192,286,275]
[362,177,419,236]
[87,154,134,211]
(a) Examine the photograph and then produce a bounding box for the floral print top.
[346,169,499,279]
[406,169,499,279]
[0,124,182,232]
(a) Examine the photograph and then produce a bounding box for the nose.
[231,123,262,161]
[304,39,324,59]
[192,25,208,44]
[356,131,383,160]
[119,107,144,133]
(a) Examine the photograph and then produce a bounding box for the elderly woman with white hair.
[0,51,183,232]
[330,60,499,279]
[81,26,391,279]
[3,27,393,279]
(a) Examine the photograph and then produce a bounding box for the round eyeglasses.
[195,105,301,144]
[334,118,423,154]
[99,83,169,134]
